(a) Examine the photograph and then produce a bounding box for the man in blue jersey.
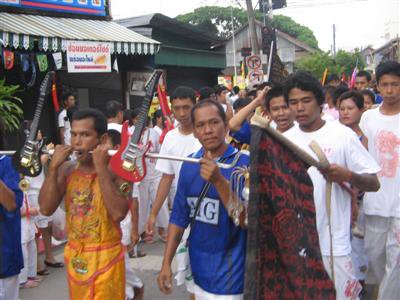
[158,99,249,299]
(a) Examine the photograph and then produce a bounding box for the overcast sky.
[111,0,399,51]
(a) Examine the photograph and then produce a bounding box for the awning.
[0,12,160,55]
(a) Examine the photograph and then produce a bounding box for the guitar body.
[12,141,43,177]
[109,121,151,182]
[12,72,53,177]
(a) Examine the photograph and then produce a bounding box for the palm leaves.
[0,79,23,132]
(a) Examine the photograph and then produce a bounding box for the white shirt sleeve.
[155,140,175,175]
[58,110,66,128]
[345,129,381,174]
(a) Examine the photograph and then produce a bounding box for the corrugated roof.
[0,12,160,55]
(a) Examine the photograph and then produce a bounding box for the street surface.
[20,240,188,300]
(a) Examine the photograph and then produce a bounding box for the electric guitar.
[12,72,53,177]
[110,70,163,182]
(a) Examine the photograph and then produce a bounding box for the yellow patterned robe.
[64,169,125,300]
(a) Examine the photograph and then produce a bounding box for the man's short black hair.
[375,60,400,83]
[198,86,215,101]
[62,92,75,104]
[214,84,229,96]
[72,108,107,136]
[356,70,372,82]
[191,99,226,125]
[123,109,133,125]
[333,85,350,107]
[107,129,121,147]
[360,89,376,104]
[170,86,196,104]
[265,85,284,111]
[283,71,325,106]
[232,86,240,94]
[257,81,274,91]
[105,100,123,118]
[233,98,252,111]
[337,90,364,110]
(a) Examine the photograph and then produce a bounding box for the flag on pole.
[321,68,328,86]
[348,67,358,89]
[51,72,60,113]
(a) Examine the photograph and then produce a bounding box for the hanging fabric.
[3,50,14,70]
[36,53,48,72]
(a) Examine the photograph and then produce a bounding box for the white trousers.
[193,284,243,300]
[322,255,362,300]
[124,252,143,300]
[138,176,169,235]
[0,275,19,300]
[351,236,368,281]
[19,239,38,284]
[364,215,400,300]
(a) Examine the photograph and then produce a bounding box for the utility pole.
[231,5,238,80]
[246,0,260,55]
[333,24,336,57]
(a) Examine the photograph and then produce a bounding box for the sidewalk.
[20,240,188,300]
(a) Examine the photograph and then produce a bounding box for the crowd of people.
[0,60,399,300]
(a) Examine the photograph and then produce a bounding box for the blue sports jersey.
[170,145,249,295]
[230,120,251,145]
[0,156,23,278]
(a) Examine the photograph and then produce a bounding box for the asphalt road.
[20,239,188,300]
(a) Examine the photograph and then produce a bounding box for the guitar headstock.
[144,70,163,99]
[39,71,54,98]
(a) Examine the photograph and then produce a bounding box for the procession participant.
[152,109,163,136]
[354,70,372,91]
[106,100,124,132]
[326,74,341,87]
[145,86,201,236]
[136,123,168,244]
[337,90,369,288]
[158,99,249,299]
[39,108,129,300]
[323,85,339,120]
[359,60,400,300]
[283,71,380,299]
[58,92,76,145]
[229,98,252,148]
[105,129,144,300]
[198,86,216,102]
[360,89,376,110]
[214,85,234,121]
[265,85,295,133]
[0,148,24,300]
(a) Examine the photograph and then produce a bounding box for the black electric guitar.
[13,72,53,177]
[110,70,163,182]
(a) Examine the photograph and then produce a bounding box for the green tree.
[295,50,366,80]
[176,6,319,49]
[0,80,23,132]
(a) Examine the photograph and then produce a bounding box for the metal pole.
[333,24,336,57]
[231,5,238,82]
[246,0,260,55]
[266,41,274,82]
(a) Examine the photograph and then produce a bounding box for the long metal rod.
[2,150,244,170]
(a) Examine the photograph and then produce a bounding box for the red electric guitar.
[109,70,163,182]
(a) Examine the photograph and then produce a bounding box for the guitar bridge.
[122,160,136,172]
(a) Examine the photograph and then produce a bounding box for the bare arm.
[225,102,234,122]
[39,145,72,216]
[0,180,17,212]
[229,87,269,132]
[93,145,129,223]
[157,223,185,294]
[59,127,65,145]
[146,173,174,234]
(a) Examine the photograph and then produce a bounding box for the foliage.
[176,6,319,49]
[295,49,365,79]
[0,80,23,132]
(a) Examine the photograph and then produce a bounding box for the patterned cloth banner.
[244,125,336,299]
[3,50,14,70]
[52,52,62,70]
[20,53,30,72]
[36,53,48,72]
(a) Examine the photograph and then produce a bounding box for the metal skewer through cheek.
[1,149,245,170]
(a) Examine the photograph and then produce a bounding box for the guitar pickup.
[21,157,31,168]
[122,160,136,172]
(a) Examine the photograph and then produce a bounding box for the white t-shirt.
[284,121,380,256]
[108,122,123,133]
[140,127,162,180]
[153,125,163,137]
[155,127,202,180]
[58,109,71,145]
[360,107,400,218]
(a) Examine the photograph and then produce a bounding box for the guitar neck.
[27,93,46,142]
[131,96,152,144]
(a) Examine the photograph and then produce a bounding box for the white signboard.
[66,40,111,73]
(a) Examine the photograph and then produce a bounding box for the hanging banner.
[3,50,14,70]
[52,52,62,70]
[66,40,111,73]
[36,53,48,72]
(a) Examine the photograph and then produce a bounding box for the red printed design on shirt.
[375,130,400,178]
[343,279,362,300]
